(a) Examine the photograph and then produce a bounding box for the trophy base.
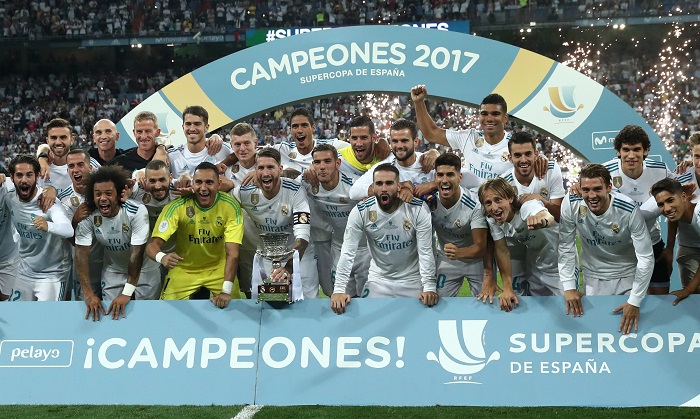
[257,282,292,304]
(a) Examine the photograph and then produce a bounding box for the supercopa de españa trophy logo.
[427,320,500,384]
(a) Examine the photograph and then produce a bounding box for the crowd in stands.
[2,0,700,39]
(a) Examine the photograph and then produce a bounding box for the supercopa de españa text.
[300,68,404,84]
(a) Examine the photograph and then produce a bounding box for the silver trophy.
[256,233,295,303]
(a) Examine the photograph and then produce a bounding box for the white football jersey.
[559,191,653,307]
[334,197,436,293]
[276,138,349,172]
[349,152,434,200]
[303,172,361,249]
[0,179,19,263]
[446,129,512,182]
[167,143,233,178]
[7,186,73,282]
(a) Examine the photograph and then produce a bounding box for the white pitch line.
[232,404,264,419]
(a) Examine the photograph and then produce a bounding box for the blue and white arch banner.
[0,297,698,406]
[117,25,672,167]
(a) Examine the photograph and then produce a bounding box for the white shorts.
[526,267,564,296]
[331,244,371,297]
[0,255,19,296]
[300,242,319,299]
[585,275,633,296]
[435,252,484,297]
[102,269,162,301]
[677,245,700,287]
[7,272,69,302]
[315,240,333,296]
[362,277,423,298]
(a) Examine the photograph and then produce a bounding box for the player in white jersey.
[649,178,700,305]
[58,149,103,300]
[431,153,488,297]
[602,125,680,294]
[75,166,158,321]
[6,155,74,301]
[232,148,317,297]
[330,164,438,314]
[559,164,654,334]
[167,106,233,185]
[500,132,567,295]
[302,144,369,296]
[0,174,19,300]
[478,178,556,311]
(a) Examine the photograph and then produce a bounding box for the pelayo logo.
[427,320,500,384]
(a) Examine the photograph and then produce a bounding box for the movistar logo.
[543,86,584,119]
[427,320,500,384]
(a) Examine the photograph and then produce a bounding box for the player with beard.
[649,178,700,305]
[233,148,316,297]
[559,164,654,334]
[330,164,438,314]
[0,173,19,300]
[4,155,73,301]
[75,166,160,320]
[499,132,567,296]
[58,149,103,299]
[431,153,489,298]
[302,144,369,297]
[148,162,244,308]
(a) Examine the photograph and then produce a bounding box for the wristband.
[38,152,49,159]
[684,285,693,293]
[222,280,234,294]
[155,252,166,264]
[122,283,136,297]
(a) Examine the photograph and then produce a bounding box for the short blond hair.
[134,111,158,129]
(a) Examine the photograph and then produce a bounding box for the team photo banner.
[1,297,698,406]
[117,25,672,167]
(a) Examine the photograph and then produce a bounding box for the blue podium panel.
[0,300,261,405]
[255,296,700,407]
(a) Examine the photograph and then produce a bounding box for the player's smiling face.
[373,170,400,212]
[435,164,462,201]
[389,128,418,163]
[349,126,376,164]
[580,176,612,216]
[47,126,74,159]
[311,150,340,185]
[11,162,38,202]
[93,181,121,218]
[183,113,208,146]
[133,119,160,153]
[692,144,700,175]
[256,156,282,195]
[617,142,647,173]
[479,104,507,137]
[66,153,92,189]
[145,167,171,201]
[92,119,119,152]
[509,142,536,179]
[654,190,688,222]
[480,188,514,224]
[192,167,220,208]
[232,132,257,167]
[290,115,315,153]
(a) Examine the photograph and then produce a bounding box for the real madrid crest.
[122,223,129,233]
[339,197,347,204]
[142,193,152,204]
[70,196,80,207]
[613,176,623,189]
[369,210,377,222]
[475,136,485,147]
[251,194,259,205]
[540,188,549,199]
[403,219,412,231]
[289,152,297,159]
[501,152,509,162]
[94,215,102,227]
[281,205,289,216]
[312,185,319,195]
[611,224,620,234]
[579,206,588,218]
[298,213,309,224]
[455,219,462,228]
[186,206,195,218]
